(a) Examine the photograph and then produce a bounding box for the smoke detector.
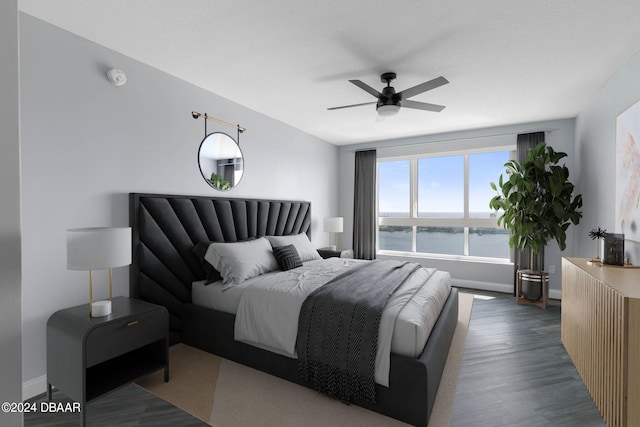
[106,68,127,86]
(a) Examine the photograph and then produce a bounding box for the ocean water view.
[379,212,510,259]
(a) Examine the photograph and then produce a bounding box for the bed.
[129,193,459,427]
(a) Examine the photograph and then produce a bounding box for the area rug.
[137,291,474,427]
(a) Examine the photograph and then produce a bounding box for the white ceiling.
[19,0,640,146]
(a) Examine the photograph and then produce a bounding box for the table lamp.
[67,227,132,317]
[323,217,343,251]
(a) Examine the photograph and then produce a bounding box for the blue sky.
[378,150,509,215]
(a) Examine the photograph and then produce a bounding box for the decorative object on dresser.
[588,227,606,263]
[603,232,625,266]
[323,216,343,250]
[561,257,640,426]
[489,141,582,305]
[192,111,246,191]
[47,296,169,427]
[66,227,132,317]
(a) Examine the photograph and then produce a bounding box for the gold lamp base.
[88,268,113,317]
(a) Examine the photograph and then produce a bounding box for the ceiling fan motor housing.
[379,86,400,107]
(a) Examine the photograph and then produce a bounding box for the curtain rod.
[344,128,558,152]
[191,111,247,133]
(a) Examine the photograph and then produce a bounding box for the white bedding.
[192,258,451,386]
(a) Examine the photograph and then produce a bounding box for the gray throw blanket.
[296,260,421,403]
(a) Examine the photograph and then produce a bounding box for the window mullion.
[410,158,418,218]
[464,154,469,218]
[464,154,469,256]
[411,158,418,252]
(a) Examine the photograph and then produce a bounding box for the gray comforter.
[296,260,421,403]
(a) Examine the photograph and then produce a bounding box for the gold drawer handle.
[127,320,139,327]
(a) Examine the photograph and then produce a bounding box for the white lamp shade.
[323,217,343,233]
[67,227,132,270]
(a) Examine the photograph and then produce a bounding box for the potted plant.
[489,141,583,300]
[209,172,231,190]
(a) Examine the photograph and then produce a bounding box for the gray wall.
[574,47,640,263]
[0,1,23,426]
[19,14,337,397]
[337,118,577,295]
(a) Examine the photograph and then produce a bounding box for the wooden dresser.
[561,257,640,427]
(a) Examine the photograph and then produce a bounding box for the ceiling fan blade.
[327,101,377,111]
[397,76,449,100]
[349,80,383,98]
[402,100,446,112]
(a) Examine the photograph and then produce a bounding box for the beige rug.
[137,291,474,426]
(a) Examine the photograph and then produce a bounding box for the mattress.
[192,258,451,360]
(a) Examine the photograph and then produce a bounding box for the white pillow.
[204,237,279,289]
[266,233,321,262]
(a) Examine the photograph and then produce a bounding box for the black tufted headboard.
[129,193,312,342]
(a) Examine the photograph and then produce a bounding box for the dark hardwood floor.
[24,383,207,427]
[451,289,605,427]
[25,289,605,426]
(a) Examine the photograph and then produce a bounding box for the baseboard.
[453,278,562,300]
[23,374,47,400]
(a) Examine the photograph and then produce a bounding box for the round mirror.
[198,132,244,191]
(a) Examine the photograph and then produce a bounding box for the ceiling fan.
[328,72,449,117]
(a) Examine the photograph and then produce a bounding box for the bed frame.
[129,193,458,427]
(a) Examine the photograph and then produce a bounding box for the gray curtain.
[353,149,377,260]
[513,132,545,293]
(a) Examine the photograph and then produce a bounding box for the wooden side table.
[516,269,549,309]
[47,296,169,426]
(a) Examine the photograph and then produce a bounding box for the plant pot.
[518,270,544,300]
[521,281,542,300]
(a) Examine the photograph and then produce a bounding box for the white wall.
[0,2,23,426]
[337,118,577,295]
[574,47,640,264]
[19,14,337,397]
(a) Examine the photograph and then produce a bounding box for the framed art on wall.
[616,99,640,265]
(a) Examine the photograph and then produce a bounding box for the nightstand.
[318,248,354,259]
[47,296,169,426]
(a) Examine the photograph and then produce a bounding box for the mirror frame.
[197,132,244,191]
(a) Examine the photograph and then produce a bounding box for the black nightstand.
[47,296,169,426]
[318,248,354,259]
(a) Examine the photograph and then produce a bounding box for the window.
[418,156,464,218]
[378,148,512,260]
[378,160,411,217]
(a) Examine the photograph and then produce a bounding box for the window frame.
[377,146,515,261]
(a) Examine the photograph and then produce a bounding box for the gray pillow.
[266,233,321,262]
[204,237,279,289]
[272,245,303,271]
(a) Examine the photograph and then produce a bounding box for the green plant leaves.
[488,141,583,254]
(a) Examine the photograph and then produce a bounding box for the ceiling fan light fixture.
[377,103,401,117]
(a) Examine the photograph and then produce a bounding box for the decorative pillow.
[192,242,223,284]
[204,237,279,289]
[266,233,322,262]
[272,245,303,271]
